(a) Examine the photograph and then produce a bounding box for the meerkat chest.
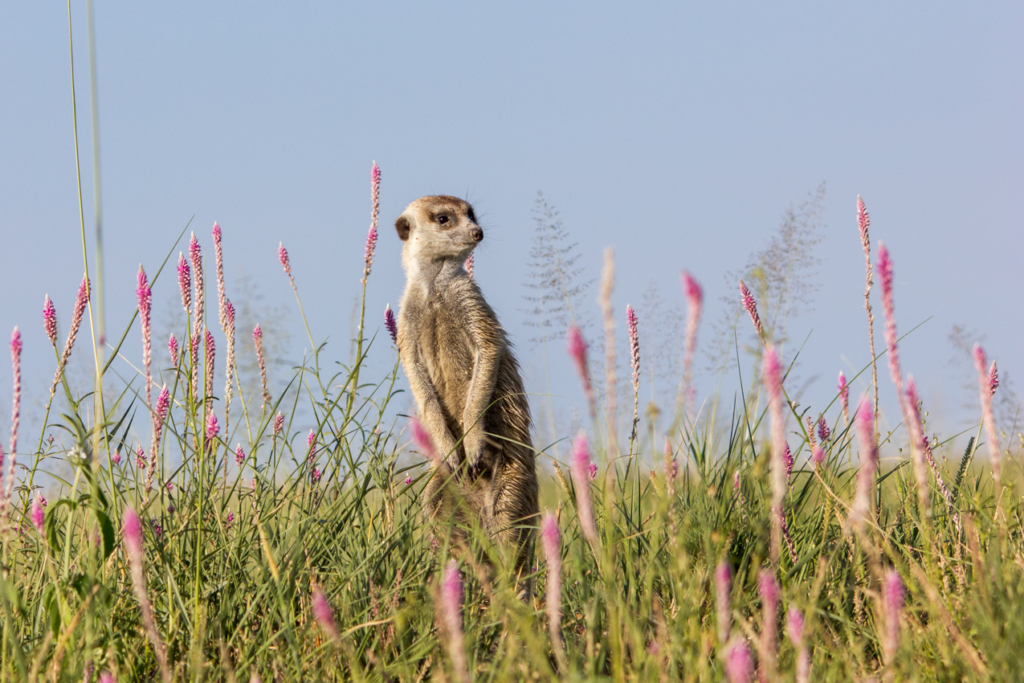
[416,298,477,392]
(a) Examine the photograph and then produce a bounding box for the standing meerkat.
[395,195,538,577]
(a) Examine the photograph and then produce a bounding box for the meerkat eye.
[437,214,449,225]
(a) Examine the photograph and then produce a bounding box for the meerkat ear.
[395,215,411,241]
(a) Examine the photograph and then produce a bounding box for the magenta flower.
[363,162,380,284]
[307,429,316,462]
[817,415,829,443]
[838,371,849,423]
[570,431,598,546]
[723,637,753,683]
[224,510,234,528]
[758,570,779,676]
[989,360,999,397]
[882,569,904,663]
[189,332,201,400]
[764,345,787,566]
[973,344,1003,488]
[204,329,216,404]
[739,279,763,338]
[681,271,703,414]
[189,233,205,330]
[253,324,270,408]
[540,513,564,665]
[312,586,340,641]
[146,384,171,497]
[137,265,153,408]
[31,492,46,535]
[177,252,191,314]
[235,444,246,466]
[464,252,474,279]
[278,242,292,279]
[136,445,146,469]
[715,561,732,644]
[857,194,870,245]
[787,606,810,683]
[111,450,121,466]
[849,396,877,536]
[206,412,220,441]
[273,411,284,436]
[212,222,226,327]
[99,672,114,683]
[877,243,904,400]
[438,560,469,682]
[43,295,57,345]
[384,304,398,345]
[311,466,322,484]
[122,507,171,679]
[168,334,179,366]
[626,305,640,437]
[783,443,793,483]
[567,325,596,418]
[588,461,598,480]
[410,417,437,463]
[812,445,825,466]
[404,476,413,485]
[10,327,21,456]
[223,298,236,433]
[903,375,948,521]
[50,276,89,399]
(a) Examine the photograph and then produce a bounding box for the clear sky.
[1,3,1021,452]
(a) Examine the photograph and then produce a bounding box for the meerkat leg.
[461,347,500,469]
[406,357,460,461]
[487,462,539,598]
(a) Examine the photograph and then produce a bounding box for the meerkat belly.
[419,305,476,420]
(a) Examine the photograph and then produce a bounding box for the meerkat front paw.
[462,428,487,469]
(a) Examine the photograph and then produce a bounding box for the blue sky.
[1,3,1021,452]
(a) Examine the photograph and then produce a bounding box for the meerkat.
[395,195,538,578]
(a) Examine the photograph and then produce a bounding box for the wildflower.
[680,271,703,413]
[223,299,236,432]
[783,443,793,483]
[278,242,292,279]
[715,561,732,644]
[50,276,89,399]
[410,417,437,463]
[311,467,321,484]
[858,195,879,420]
[206,412,220,441]
[464,252,474,278]
[99,672,114,683]
[10,327,21,455]
[253,325,270,407]
[437,560,469,683]
[570,431,598,546]
[177,253,191,314]
[764,345,787,566]
[973,344,1003,488]
[599,248,617,452]
[805,415,817,448]
[989,361,999,397]
[626,305,640,440]
[363,162,380,284]
[588,461,598,480]
[111,450,121,466]
[739,279,763,338]
[43,295,57,345]
[567,325,596,418]
[849,396,877,536]
[723,636,753,683]
[136,445,146,469]
[877,243,903,398]
[882,570,905,664]
[168,334,179,366]
[787,606,810,683]
[122,507,171,682]
[540,513,565,668]
[812,445,825,466]
[273,411,284,436]
[312,586,340,642]
[384,304,398,344]
[404,476,413,485]
[225,510,234,528]
[838,370,849,423]
[307,429,316,462]
[31,493,46,535]
[165,481,174,493]
[137,266,153,408]
[189,233,205,330]
[204,329,216,402]
[147,385,170,495]
[759,570,779,679]
[212,222,226,327]
[817,414,829,443]
[189,332,200,399]
[235,444,246,466]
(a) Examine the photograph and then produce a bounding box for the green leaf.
[95,509,116,560]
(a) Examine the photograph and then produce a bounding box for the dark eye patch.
[467,206,478,224]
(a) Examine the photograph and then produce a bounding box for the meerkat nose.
[470,226,484,242]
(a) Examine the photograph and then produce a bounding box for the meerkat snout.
[470,226,483,242]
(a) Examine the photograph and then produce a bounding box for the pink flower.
[312,586,340,641]
[212,222,226,327]
[43,295,57,345]
[739,279,763,338]
[364,162,380,283]
[99,672,115,683]
[812,445,825,466]
[882,570,904,663]
[168,334,179,366]
[973,344,1003,488]
[588,461,598,479]
[123,507,143,562]
[817,415,829,443]
[715,561,732,644]
[464,252,474,279]
[206,412,220,440]
[189,233,205,330]
[626,305,640,388]
[137,266,153,408]
[723,637,753,683]
[570,431,598,546]
[204,329,216,402]
[758,570,779,675]
[49,276,90,400]
[311,467,322,484]
[857,195,870,246]
[567,325,596,418]
[31,492,45,535]
[235,444,246,466]
[10,328,21,456]
[307,429,316,462]
[278,242,292,279]
[177,252,191,313]
[438,560,468,682]
[989,361,999,397]
[111,450,121,466]
[681,271,704,414]
[384,304,398,344]
[849,396,877,535]
[254,325,270,407]
[404,476,413,485]
[410,417,437,462]
[540,513,563,660]
[225,510,234,528]
[838,371,849,423]
[783,443,793,483]
[877,243,903,398]
[136,445,146,469]
[764,346,787,565]
[273,412,284,436]
[787,606,810,683]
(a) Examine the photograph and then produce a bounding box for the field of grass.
[1,167,1022,683]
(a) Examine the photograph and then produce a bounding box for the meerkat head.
[396,195,482,272]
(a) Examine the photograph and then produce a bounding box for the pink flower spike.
[438,560,468,682]
[253,325,270,408]
[857,195,870,246]
[849,396,877,536]
[404,476,412,485]
[714,561,732,644]
[99,673,114,683]
[464,252,474,279]
[812,446,825,466]
[626,305,640,387]
[570,431,599,546]
[384,304,398,344]
[123,507,143,560]
[177,253,191,313]
[111,450,121,466]
[189,233,205,329]
[973,344,1003,488]
[989,361,999,397]
[787,606,811,683]
[758,570,779,673]
[312,586,340,642]
[740,279,763,338]
[43,295,57,345]
[137,266,153,408]
[278,242,292,279]
[723,637,753,683]
[764,345,787,566]
[877,242,903,398]
[838,371,849,423]
[410,417,437,462]
[235,444,246,466]
[786,605,804,645]
[136,445,146,469]
[307,429,316,462]
[31,492,45,535]
[681,271,703,415]
[225,510,234,528]
[10,327,21,456]
[168,334,179,366]
[567,325,596,418]
[206,412,220,440]
[212,222,227,327]
[364,161,380,283]
[817,415,829,443]
[273,412,284,436]
[540,512,565,667]
[882,570,904,663]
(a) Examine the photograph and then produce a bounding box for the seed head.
[43,295,57,344]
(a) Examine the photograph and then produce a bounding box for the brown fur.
[395,196,538,577]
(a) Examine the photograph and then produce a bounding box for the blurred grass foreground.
[1,167,1022,683]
